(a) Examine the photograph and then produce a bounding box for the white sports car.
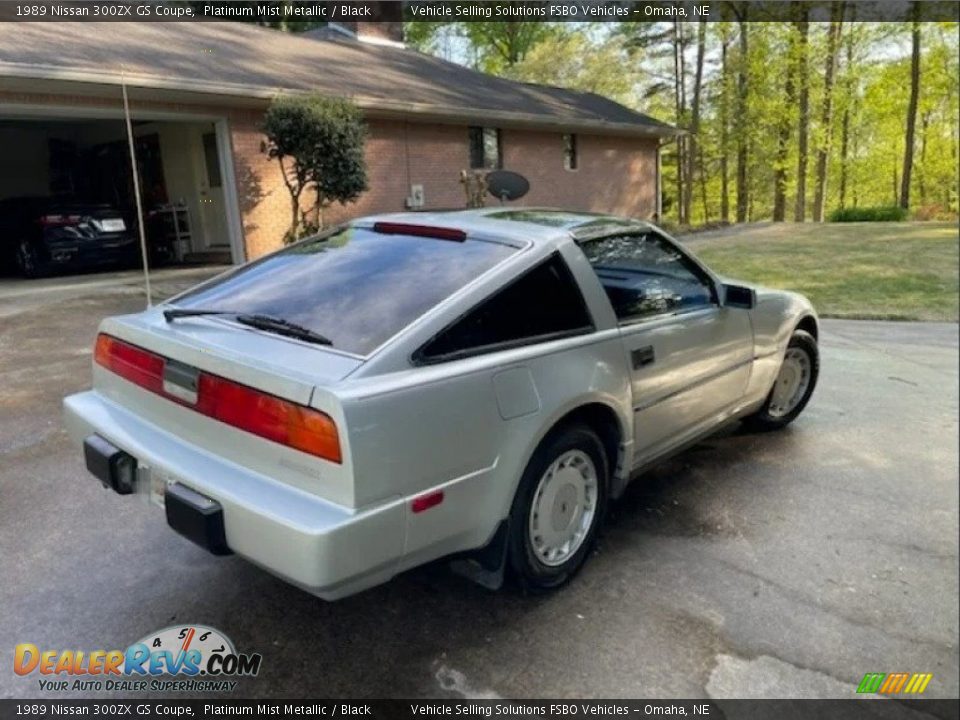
[64,209,819,599]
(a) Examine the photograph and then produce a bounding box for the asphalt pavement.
[0,271,956,700]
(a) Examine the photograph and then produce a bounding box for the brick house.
[0,21,676,265]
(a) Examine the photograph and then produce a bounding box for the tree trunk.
[838,22,854,211]
[696,142,709,222]
[673,21,686,225]
[918,111,929,205]
[794,6,810,222]
[900,13,921,210]
[773,25,798,222]
[735,10,749,224]
[720,36,731,224]
[686,21,706,225]
[812,7,844,222]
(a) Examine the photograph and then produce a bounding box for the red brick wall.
[231,118,659,259]
[0,90,659,261]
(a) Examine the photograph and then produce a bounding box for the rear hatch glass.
[169,226,517,356]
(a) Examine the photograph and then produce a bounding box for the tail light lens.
[94,334,341,463]
[38,214,82,226]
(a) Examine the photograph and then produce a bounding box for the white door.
[198,131,228,250]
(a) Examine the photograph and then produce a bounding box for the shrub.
[263,95,368,243]
[828,206,908,222]
[913,203,959,221]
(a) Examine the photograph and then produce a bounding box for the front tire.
[507,424,609,592]
[744,329,819,431]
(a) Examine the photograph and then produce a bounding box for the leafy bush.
[263,95,368,243]
[913,203,959,221]
[829,206,908,222]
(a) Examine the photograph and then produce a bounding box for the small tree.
[263,94,368,243]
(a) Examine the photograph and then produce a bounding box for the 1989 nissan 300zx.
[64,209,819,599]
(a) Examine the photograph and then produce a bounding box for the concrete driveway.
[0,275,957,700]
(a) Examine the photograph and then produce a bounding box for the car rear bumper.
[62,390,406,600]
[44,239,139,269]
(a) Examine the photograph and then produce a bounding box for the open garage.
[0,112,241,280]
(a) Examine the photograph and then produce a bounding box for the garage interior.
[0,116,235,277]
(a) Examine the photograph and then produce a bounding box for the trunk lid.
[93,308,362,507]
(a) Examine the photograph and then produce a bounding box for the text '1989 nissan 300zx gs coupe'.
[64,209,819,599]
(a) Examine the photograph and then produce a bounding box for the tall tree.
[719,27,732,223]
[773,25,798,221]
[793,5,810,222]
[685,21,707,224]
[813,6,845,222]
[900,11,922,210]
[406,21,561,72]
[734,7,750,223]
[673,20,689,224]
[838,19,856,210]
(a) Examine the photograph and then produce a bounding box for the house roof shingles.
[0,22,675,137]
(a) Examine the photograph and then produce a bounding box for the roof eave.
[0,62,680,139]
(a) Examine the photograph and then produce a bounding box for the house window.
[563,133,578,171]
[469,126,502,169]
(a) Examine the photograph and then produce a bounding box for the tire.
[15,240,41,279]
[744,329,819,431]
[507,423,609,592]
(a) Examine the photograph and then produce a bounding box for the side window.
[469,126,502,170]
[579,231,716,323]
[416,254,593,363]
[563,133,578,171]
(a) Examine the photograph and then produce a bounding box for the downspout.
[654,134,682,223]
[655,140,664,222]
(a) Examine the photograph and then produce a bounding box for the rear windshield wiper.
[163,308,333,347]
[235,314,333,347]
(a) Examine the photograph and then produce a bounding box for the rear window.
[172,226,517,356]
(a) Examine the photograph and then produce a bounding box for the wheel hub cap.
[768,347,811,418]
[528,449,598,567]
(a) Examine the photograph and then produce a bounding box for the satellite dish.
[486,170,530,204]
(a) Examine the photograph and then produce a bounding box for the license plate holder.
[149,468,178,508]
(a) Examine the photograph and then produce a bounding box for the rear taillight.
[38,214,82,226]
[94,334,341,463]
[95,334,164,394]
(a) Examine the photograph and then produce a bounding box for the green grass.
[686,222,959,322]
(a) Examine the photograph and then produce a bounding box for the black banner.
[1,700,959,720]
[0,1,958,24]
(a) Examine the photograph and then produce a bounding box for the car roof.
[353,208,654,247]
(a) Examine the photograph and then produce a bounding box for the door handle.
[632,345,655,369]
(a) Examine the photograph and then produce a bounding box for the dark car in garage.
[0,196,170,278]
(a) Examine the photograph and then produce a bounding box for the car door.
[577,229,754,463]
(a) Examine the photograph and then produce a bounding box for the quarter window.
[579,231,716,322]
[417,253,593,363]
[563,133,578,171]
[469,126,502,170]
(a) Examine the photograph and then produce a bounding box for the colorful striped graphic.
[857,672,933,694]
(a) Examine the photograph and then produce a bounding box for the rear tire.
[744,329,819,431]
[507,424,608,592]
[16,240,42,279]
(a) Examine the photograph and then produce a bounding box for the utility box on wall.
[406,184,425,209]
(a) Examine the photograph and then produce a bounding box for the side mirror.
[723,283,756,309]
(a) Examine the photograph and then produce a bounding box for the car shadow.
[151,420,807,698]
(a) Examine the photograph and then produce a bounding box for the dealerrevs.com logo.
[14,625,262,693]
